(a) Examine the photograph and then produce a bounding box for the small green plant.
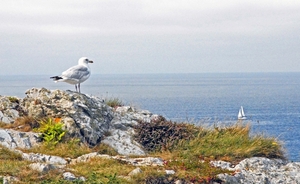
[36,118,66,147]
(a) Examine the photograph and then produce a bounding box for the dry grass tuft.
[0,116,39,132]
[23,140,118,159]
[0,145,23,160]
[95,143,119,156]
[0,145,29,177]
[105,97,123,108]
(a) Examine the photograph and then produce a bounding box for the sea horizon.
[1,71,300,76]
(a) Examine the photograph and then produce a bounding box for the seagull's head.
[78,57,93,65]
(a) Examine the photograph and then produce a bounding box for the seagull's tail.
[50,76,63,82]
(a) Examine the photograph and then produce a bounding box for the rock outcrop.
[21,88,113,147]
[1,88,157,155]
[0,129,41,149]
[211,157,300,183]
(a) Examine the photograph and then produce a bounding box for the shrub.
[134,116,197,152]
[36,118,66,148]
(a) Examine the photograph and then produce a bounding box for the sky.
[1,0,300,75]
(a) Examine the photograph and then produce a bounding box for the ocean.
[1,73,300,161]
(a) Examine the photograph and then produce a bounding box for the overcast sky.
[1,0,300,75]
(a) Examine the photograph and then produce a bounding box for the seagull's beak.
[89,60,93,63]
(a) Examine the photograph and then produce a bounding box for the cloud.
[1,0,298,36]
[1,1,300,74]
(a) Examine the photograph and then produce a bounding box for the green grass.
[173,123,284,161]
[69,157,135,184]
[0,146,31,179]
[0,146,23,160]
[0,142,123,183]
[24,140,118,159]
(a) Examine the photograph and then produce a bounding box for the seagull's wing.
[61,65,90,81]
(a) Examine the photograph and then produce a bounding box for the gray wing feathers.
[62,65,90,80]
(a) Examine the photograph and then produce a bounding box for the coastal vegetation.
[0,114,284,183]
[35,118,66,148]
[105,97,123,108]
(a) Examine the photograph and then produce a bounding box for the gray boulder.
[29,163,57,173]
[211,157,300,183]
[21,88,114,146]
[0,96,21,124]
[22,152,67,165]
[102,114,145,156]
[128,167,143,176]
[0,129,41,149]
[62,172,76,181]
[102,106,161,156]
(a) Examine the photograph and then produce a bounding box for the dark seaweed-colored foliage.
[133,116,197,152]
[144,175,177,184]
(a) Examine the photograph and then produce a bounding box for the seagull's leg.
[75,84,78,92]
[78,83,81,93]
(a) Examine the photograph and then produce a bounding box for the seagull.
[50,57,93,93]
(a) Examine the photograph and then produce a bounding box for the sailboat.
[238,106,247,120]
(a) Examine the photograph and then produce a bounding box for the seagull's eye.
[85,59,88,61]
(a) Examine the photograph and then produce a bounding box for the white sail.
[241,106,245,117]
[238,109,242,118]
[238,106,246,120]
